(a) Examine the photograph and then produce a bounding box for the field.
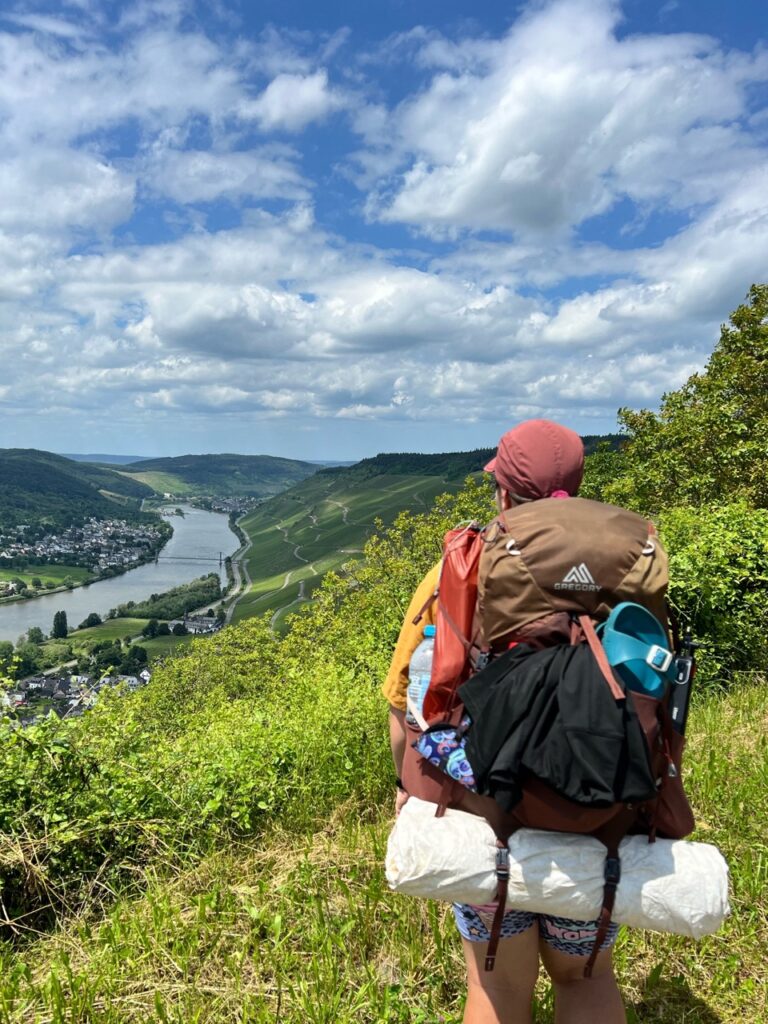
[117,470,196,496]
[139,632,196,659]
[6,565,95,589]
[67,619,196,662]
[231,471,467,628]
[69,618,150,645]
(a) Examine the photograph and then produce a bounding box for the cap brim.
[483,457,497,474]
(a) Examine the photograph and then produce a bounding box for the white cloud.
[2,13,87,39]
[143,145,310,204]
[363,0,768,238]
[240,69,345,132]
[0,151,135,235]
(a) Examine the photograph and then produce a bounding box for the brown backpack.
[402,496,694,975]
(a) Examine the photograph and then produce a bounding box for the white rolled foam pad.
[386,797,729,938]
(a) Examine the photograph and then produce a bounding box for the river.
[0,506,240,642]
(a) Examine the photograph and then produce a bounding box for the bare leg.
[540,944,626,1024]
[460,925,540,1024]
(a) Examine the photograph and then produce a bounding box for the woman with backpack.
[383,420,628,1024]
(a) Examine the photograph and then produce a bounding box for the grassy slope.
[0,680,764,1023]
[118,470,196,496]
[118,454,318,499]
[233,471,467,627]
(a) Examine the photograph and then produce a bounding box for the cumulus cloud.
[363,0,768,238]
[239,69,345,132]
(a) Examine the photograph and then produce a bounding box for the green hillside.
[231,458,480,629]
[0,449,154,530]
[118,453,318,498]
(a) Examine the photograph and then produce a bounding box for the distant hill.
[319,449,496,480]
[61,453,150,464]
[318,435,623,481]
[118,453,319,498]
[0,449,155,531]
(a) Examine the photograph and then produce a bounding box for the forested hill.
[320,434,623,480]
[0,448,154,530]
[117,453,318,497]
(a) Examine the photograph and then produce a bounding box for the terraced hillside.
[232,465,472,630]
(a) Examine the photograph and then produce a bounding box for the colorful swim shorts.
[453,902,620,957]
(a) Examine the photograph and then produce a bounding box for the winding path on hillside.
[269,579,308,631]
[256,522,321,630]
[326,499,351,524]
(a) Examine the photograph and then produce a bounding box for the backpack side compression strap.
[578,614,626,702]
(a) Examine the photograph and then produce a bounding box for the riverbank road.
[222,521,253,625]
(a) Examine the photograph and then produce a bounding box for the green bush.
[659,502,768,683]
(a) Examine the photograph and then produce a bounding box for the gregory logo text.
[555,563,600,592]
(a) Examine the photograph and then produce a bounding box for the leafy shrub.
[603,285,768,514]
[659,502,768,683]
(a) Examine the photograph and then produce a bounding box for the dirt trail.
[327,499,350,523]
[270,579,308,630]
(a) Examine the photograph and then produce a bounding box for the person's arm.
[389,705,409,814]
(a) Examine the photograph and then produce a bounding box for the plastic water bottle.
[405,625,436,727]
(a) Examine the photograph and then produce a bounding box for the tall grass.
[0,678,765,1023]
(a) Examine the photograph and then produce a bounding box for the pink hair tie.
[550,490,570,499]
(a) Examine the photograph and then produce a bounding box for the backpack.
[401,496,695,975]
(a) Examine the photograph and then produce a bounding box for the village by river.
[0,506,240,643]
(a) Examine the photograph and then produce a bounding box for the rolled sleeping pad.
[385,797,729,939]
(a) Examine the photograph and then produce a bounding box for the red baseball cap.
[484,419,584,500]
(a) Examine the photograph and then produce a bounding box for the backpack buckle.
[474,651,491,672]
[646,644,673,674]
[495,845,510,881]
[604,856,621,887]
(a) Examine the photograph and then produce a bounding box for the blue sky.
[0,0,766,460]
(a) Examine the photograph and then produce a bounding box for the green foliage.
[78,612,102,629]
[320,449,496,480]
[579,441,626,502]
[11,642,41,677]
[659,502,768,683]
[0,641,13,673]
[114,573,221,620]
[51,610,68,639]
[0,680,765,1024]
[603,285,768,514]
[120,453,318,498]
